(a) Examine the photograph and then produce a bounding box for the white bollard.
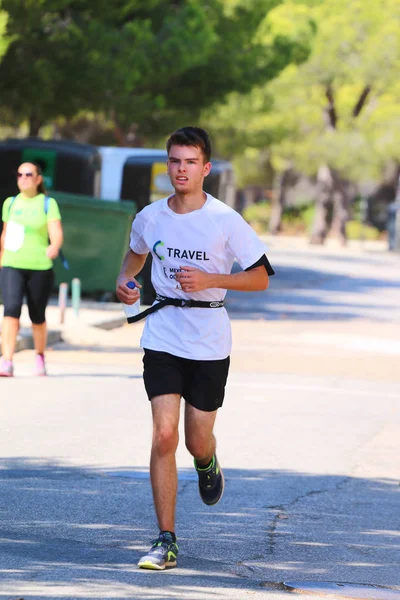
[58,282,68,324]
[71,278,81,318]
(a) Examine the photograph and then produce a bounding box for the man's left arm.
[176,211,275,293]
[175,258,271,293]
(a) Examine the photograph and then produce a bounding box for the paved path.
[1,236,400,600]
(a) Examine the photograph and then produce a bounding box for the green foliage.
[143,0,311,139]
[243,201,271,231]
[243,200,315,234]
[244,201,382,239]
[203,1,316,156]
[0,0,308,139]
[205,0,400,191]
[0,0,217,130]
[231,149,275,188]
[346,220,381,241]
[273,0,400,180]
[0,8,10,60]
[283,202,315,231]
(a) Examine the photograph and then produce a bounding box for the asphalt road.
[1,237,400,600]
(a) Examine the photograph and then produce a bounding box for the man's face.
[167,145,211,195]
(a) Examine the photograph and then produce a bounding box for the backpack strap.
[9,195,49,218]
[7,196,17,218]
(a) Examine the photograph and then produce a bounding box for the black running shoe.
[195,454,224,506]
[138,531,178,570]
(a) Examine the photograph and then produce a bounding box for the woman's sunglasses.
[17,172,34,178]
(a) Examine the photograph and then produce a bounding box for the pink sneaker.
[35,353,47,377]
[0,358,14,377]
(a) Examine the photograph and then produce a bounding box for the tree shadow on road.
[227,264,400,321]
[0,458,399,599]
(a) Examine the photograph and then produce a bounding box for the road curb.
[15,329,63,352]
[93,316,127,331]
[11,315,128,353]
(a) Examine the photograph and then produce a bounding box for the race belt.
[127,294,224,324]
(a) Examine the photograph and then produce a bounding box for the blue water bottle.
[123,281,140,321]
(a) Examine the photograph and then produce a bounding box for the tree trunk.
[331,183,351,246]
[269,168,292,234]
[309,82,369,245]
[310,165,351,245]
[110,109,145,147]
[29,115,42,137]
[269,191,283,234]
[310,165,334,244]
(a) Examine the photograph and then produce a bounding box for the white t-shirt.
[130,193,267,360]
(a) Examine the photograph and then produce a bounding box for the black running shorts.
[143,349,230,412]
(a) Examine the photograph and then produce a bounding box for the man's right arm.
[116,249,148,305]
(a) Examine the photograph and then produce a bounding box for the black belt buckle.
[180,299,194,308]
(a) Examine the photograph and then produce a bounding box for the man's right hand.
[116,275,142,304]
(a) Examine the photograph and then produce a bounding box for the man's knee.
[152,425,179,457]
[185,434,212,460]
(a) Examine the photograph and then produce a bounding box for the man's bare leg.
[184,403,218,464]
[137,394,181,570]
[150,393,181,532]
[184,403,224,506]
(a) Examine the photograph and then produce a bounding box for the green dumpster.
[52,192,137,295]
[23,147,57,189]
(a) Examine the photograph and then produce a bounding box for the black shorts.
[0,266,54,324]
[143,349,230,412]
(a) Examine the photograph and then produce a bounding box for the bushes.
[243,201,382,240]
[281,203,315,234]
[346,220,381,241]
[243,202,271,233]
[243,201,314,235]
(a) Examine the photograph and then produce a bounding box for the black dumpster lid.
[0,138,100,157]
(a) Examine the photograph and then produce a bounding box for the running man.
[116,126,274,570]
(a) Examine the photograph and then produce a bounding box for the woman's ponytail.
[33,162,47,195]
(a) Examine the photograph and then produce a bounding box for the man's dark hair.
[166,126,211,163]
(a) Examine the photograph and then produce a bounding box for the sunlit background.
[1,0,399,251]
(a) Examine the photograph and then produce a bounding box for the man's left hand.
[175,266,212,292]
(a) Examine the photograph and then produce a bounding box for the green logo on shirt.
[153,240,165,260]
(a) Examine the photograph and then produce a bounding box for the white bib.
[4,221,25,252]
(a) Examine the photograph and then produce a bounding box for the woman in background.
[0,162,63,377]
